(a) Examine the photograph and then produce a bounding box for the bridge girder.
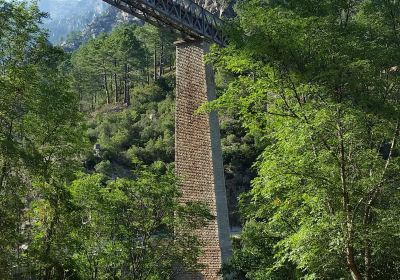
[102,0,225,45]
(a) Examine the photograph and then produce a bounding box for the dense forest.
[1,0,400,279]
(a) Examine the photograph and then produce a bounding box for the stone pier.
[175,39,232,280]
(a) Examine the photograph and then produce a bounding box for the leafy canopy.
[209,0,400,279]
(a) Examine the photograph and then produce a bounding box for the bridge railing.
[103,0,225,45]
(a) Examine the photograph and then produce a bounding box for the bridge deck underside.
[103,0,225,45]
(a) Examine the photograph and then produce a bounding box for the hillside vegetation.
[1,0,400,280]
[0,2,212,279]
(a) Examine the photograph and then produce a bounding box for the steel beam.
[102,0,225,45]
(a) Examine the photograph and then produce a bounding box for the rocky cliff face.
[60,7,140,52]
[39,0,140,50]
[39,0,235,50]
[39,0,109,44]
[193,0,236,17]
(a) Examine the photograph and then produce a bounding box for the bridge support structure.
[175,39,231,280]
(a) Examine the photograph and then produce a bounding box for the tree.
[68,167,212,280]
[0,1,85,278]
[106,24,147,106]
[134,24,177,82]
[208,0,400,279]
[71,25,149,111]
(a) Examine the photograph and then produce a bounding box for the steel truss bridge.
[103,0,225,45]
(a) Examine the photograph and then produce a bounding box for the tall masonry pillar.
[175,39,232,280]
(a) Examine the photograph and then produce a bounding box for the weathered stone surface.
[175,40,231,280]
[192,0,236,17]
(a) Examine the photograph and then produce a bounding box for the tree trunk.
[364,226,372,280]
[110,74,114,103]
[153,46,157,81]
[114,60,118,103]
[127,66,131,106]
[346,245,363,280]
[44,207,59,280]
[94,91,97,109]
[0,163,8,190]
[124,63,129,106]
[338,120,363,280]
[104,70,110,104]
[127,83,131,106]
[159,40,164,77]
[146,54,150,84]
[120,77,124,101]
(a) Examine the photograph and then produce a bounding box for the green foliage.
[0,2,211,279]
[220,115,261,227]
[86,79,175,178]
[67,168,212,280]
[0,0,86,278]
[211,0,400,279]
[71,23,176,111]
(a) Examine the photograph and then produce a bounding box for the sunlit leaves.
[215,0,400,279]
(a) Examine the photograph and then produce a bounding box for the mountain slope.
[39,0,110,44]
[61,7,140,52]
[39,0,236,46]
